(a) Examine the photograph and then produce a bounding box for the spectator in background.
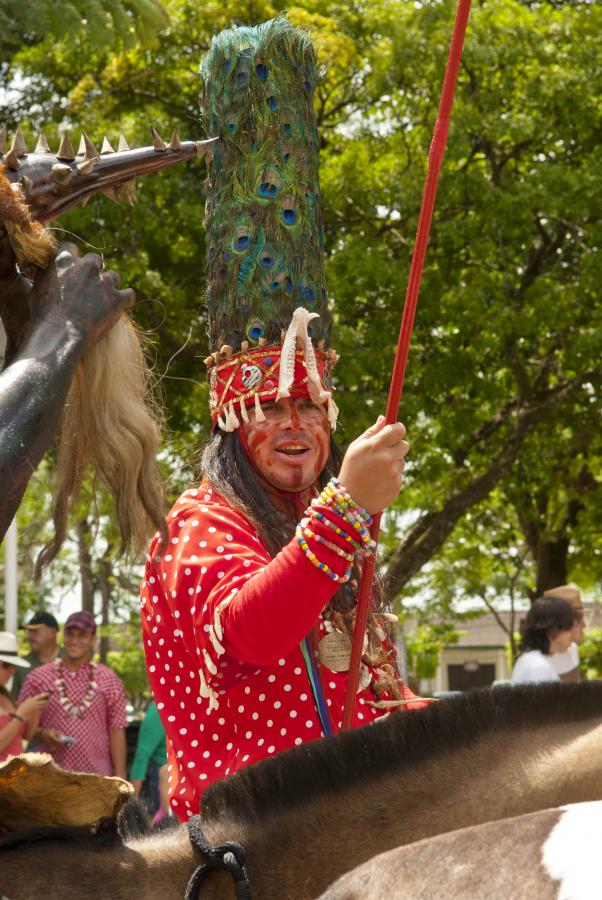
[0,632,49,761]
[130,700,168,822]
[18,611,128,777]
[511,597,576,685]
[543,584,584,682]
[9,611,61,702]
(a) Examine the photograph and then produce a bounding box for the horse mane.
[203,682,602,826]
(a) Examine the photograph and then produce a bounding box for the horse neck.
[202,718,602,899]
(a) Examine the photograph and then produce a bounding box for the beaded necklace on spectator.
[54,658,98,718]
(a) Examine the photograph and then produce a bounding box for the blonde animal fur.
[0,167,166,570]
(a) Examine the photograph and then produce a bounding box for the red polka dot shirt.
[140,484,426,821]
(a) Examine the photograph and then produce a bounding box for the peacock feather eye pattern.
[200,18,330,350]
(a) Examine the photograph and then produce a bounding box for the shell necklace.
[54,659,98,718]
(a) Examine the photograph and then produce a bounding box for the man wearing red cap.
[140,19,428,822]
[18,611,128,777]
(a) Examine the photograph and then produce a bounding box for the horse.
[2,682,602,899]
[318,800,602,899]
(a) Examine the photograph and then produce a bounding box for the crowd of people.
[0,610,166,814]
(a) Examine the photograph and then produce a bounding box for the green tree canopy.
[4,0,601,636]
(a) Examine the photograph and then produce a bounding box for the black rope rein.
[185,816,252,900]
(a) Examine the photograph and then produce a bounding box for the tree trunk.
[384,372,597,600]
[97,556,113,665]
[76,518,95,614]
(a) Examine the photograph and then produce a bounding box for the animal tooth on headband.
[12,125,28,157]
[118,133,130,152]
[100,136,114,154]
[0,124,7,154]
[34,133,50,154]
[224,400,240,431]
[57,132,76,161]
[169,130,182,150]
[151,127,167,151]
[254,392,265,423]
[239,397,249,423]
[217,410,227,430]
[327,396,339,432]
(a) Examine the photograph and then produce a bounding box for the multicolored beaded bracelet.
[302,524,355,563]
[295,523,352,584]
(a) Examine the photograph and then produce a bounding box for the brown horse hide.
[2,683,602,899]
[318,801,602,899]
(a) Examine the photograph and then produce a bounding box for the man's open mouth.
[275,443,310,456]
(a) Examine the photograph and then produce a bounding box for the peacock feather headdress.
[200,18,338,431]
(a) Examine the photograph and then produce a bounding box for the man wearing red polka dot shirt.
[140,20,428,822]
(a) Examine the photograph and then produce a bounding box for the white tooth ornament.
[217,410,228,431]
[213,607,224,642]
[278,307,332,406]
[327,396,339,432]
[209,624,225,656]
[202,648,218,675]
[225,400,240,431]
[239,397,249,424]
[254,392,266,422]
[199,668,211,697]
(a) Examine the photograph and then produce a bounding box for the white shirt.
[511,650,560,685]
[550,642,580,676]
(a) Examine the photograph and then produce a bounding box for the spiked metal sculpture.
[0,125,216,224]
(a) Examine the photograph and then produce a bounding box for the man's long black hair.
[198,429,378,620]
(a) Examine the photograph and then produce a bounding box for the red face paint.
[242,397,330,493]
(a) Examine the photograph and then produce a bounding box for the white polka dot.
[217,546,224,554]
[294,667,302,675]
[217,571,225,579]
[273,701,281,710]
[178,520,185,527]
[290,710,297,718]
[300,693,308,701]
[258,693,266,702]
[305,720,313,728]
[284,684,292,692]
[243,560,251,568]
[238,705,245,713]
[215,760,222,768]
[187,761,195,769]
[171,537,179,544]
[278,658,286,666]
[267,745,276,754]
[268,675,276,683]
[157,702,164,710]
[242,754,249,762]
[179,728,187,735]
[185,568,191,576]
[295,738,302,746]
[203,750,210,759]
[226,742,233,750]
[245,686,251,695]
[257,738,264,747]
[149,665,156,673]
[208,526,217,533]
[267,719,273,727]
[252,712,259,721]
[191,740,199,748]
[200,774,208,781]
[280,727,287,736]
[245,730,252,739]
[329,682,336,689]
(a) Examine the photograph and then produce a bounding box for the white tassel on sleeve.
[202,648,218,676]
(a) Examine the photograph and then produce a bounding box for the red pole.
[342,0,472,730]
